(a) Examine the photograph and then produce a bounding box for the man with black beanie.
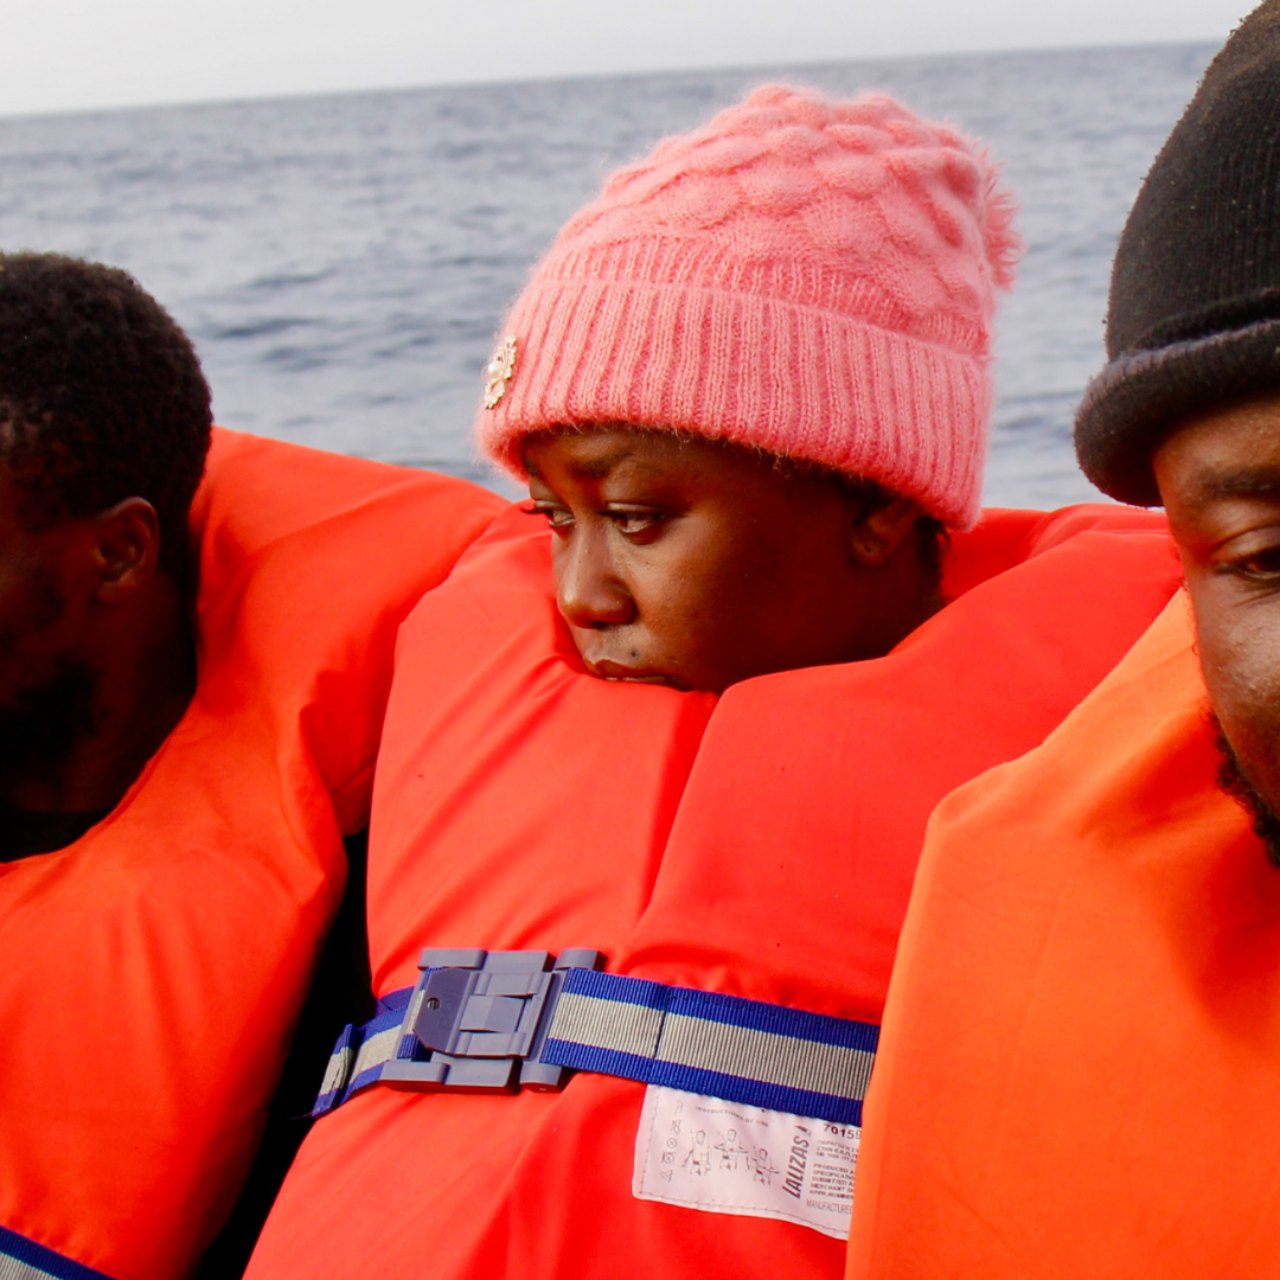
[842,5,1280,1277]
[1075,0,1280,862]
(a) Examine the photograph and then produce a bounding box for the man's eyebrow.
[1189,467,1280,504]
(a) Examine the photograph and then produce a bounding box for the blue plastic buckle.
[380,947,606,1093]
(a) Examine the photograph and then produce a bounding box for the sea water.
[0,43,1212,507]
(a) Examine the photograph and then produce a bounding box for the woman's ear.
[848,494,921,568]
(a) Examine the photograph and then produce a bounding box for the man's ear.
[89,497,161,604]
[848,495,921,568]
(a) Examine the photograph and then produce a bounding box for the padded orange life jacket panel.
[246,504,1181,1280]
[846,595,1280,1280]
[0,428,505,1280]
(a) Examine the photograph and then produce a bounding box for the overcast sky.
[1,0,1253,119]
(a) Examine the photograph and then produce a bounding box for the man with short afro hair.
[0,252,211,851]
[0,252,211,581]
[0,250,508,1280]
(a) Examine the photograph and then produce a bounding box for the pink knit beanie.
[474,84,1019,528]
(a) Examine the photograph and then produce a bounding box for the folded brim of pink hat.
[477,274,990,530]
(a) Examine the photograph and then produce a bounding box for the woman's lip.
[586,659,675,685]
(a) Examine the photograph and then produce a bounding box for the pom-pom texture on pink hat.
[475,84,1019,528]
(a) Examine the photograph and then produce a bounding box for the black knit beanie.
[1075,0,1280,506]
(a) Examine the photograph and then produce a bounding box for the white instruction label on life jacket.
[632,1085,858,1239]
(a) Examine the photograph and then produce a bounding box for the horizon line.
[0,35,1217,127]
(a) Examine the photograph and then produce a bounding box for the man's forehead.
[1181,462,1280,507]
[1155,394,1280,507]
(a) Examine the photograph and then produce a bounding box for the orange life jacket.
[0,428,505,1280]
[245,504,1182,1280]
[846,595,1280,1280]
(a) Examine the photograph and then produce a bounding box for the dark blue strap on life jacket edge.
[0,1225,117,1280]
[314,960,878,1127]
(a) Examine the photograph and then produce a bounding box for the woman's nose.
[555,528,635,629]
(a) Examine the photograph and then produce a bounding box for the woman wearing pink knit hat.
[476,83,1019,692]
[243,86,1181,1280]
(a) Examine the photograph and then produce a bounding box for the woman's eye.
[527,503,573,531]
[606,509,666,536]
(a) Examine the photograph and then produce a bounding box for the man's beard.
[1212,714,1280,869]
[0,658,99,780]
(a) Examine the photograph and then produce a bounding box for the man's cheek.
[1207,638,1280,789]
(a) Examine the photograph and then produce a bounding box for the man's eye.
[1227,544,1280,581]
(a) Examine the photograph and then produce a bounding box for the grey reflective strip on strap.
[0,1249,63,1280]
[0,1258,56,1280]
[313,959,880,1127]
[314,1021,409,1105]
[315,1042,355,1103]
[657,1008,874,1100]
[349,1025,404,1084]
[0,1227,116,1280]
[541,970,879,1125]
[545,989,875,1104]
[545,990,665,1060]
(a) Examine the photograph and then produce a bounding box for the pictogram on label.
[632,1085,859,1239]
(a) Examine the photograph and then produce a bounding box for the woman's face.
[522,427,928,694]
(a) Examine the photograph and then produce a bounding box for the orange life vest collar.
[846,596,1280,1280]
[246,504,1184,1280]
[0,430,504,1280]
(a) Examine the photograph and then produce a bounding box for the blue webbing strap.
[312,988,415,1116]
[315,965,878,1126]
[541,969,878,1125]
[0,1225,117,1280]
